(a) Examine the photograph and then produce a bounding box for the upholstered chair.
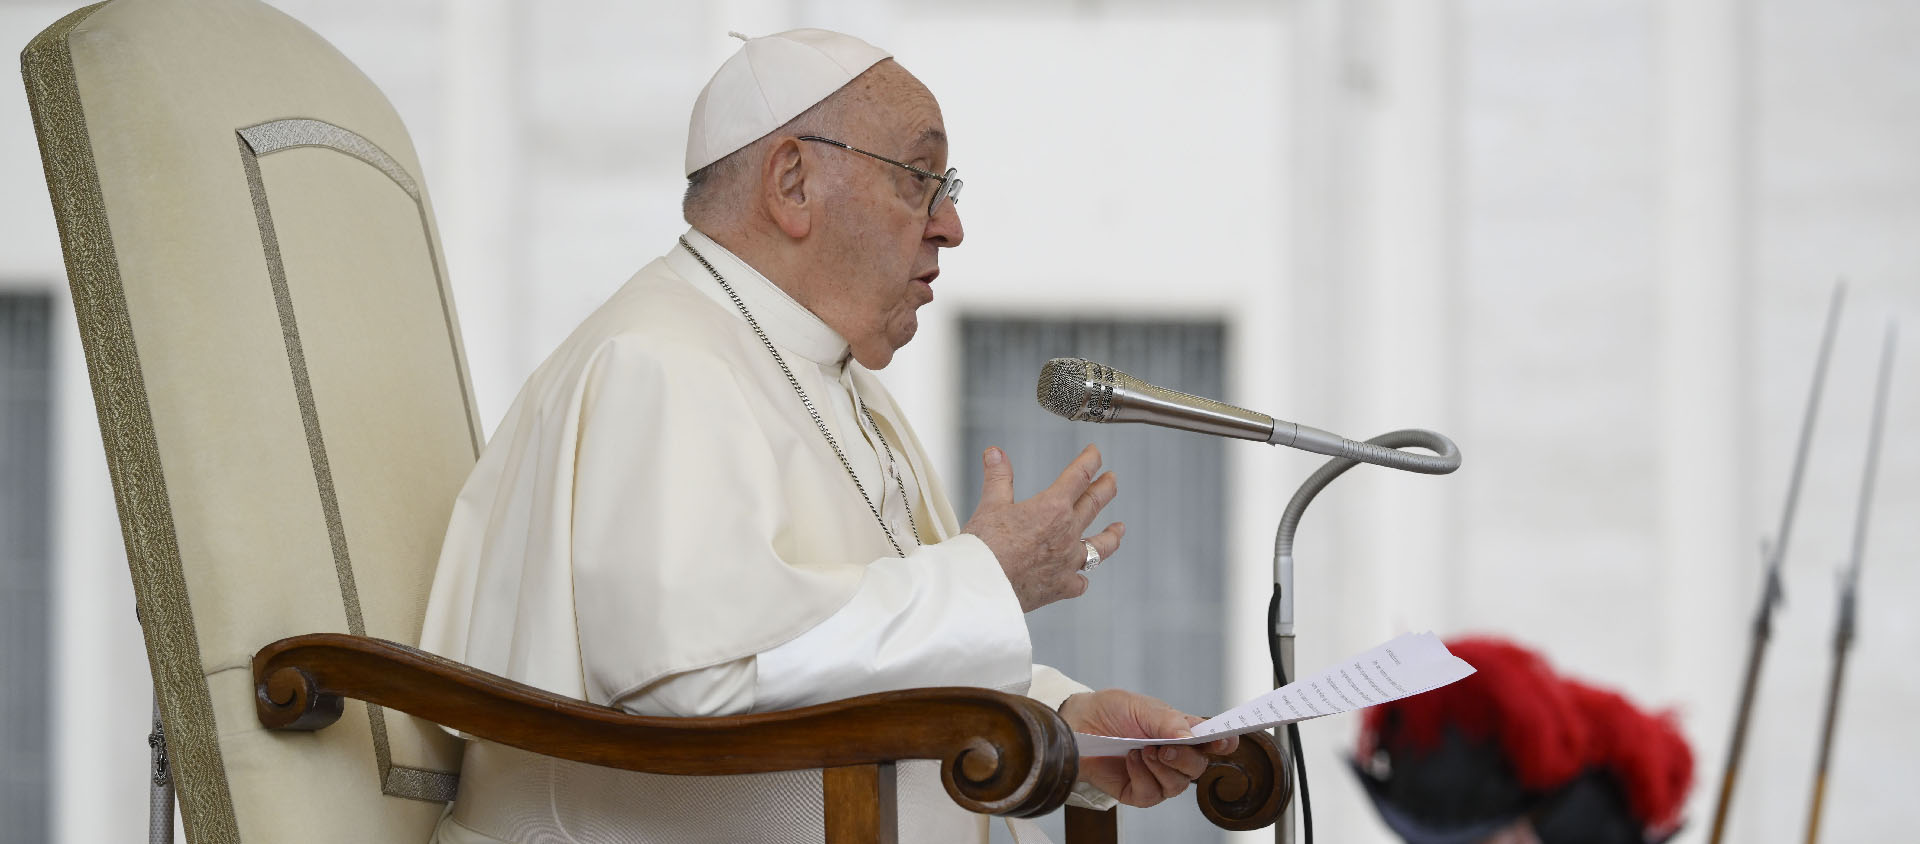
[21,1,1287,841]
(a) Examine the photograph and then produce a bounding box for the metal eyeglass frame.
[796,135,962,217]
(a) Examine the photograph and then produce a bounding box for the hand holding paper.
[1057,689,1236,807]
[1073,632,1475,757]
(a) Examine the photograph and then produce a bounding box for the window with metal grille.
[0,293,52,844]
[963,317,1228,844]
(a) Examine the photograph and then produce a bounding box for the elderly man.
[420,28,1229,843]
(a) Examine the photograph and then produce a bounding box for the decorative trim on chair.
[236,118,468,803]
[237,117,482,457]
[21,4,244,842]
[240,118,420,195]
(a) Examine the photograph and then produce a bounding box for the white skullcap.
[684,28,893,176]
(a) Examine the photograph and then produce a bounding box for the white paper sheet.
[1073,631,1475,757]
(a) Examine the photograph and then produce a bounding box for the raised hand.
[962,444,1124,612]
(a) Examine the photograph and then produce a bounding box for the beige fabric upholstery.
[23,0,474,841]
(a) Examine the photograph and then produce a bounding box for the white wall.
[4,6,150,843]
[3,1,1916,842]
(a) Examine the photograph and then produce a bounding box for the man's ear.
[762,137,812,239]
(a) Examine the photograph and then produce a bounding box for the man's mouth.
[912,269,939,286]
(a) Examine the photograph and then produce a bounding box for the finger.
[1123,750,1164,806]
[1155,745,1210,780]
[1042,444,1103,502]
[1083,521,1125,564]
[1143,748,1192,797]
[1076,756,1123,795]
[1071,470,1119,525]
[976,447,1015,508]
[1139,702,1192,741]
[1181,714,1238,755]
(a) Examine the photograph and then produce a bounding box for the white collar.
[668,228,852,369]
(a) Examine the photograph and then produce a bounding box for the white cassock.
[419,229,1114,843]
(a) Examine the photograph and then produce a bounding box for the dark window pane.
[964,317,1228,844]
[0,293,52,844]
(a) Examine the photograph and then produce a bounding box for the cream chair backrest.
[23,0,477,840]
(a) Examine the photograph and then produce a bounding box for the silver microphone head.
[1038,357,1278,442]
[1037,357,1136,422]
[1036,358,1462,474]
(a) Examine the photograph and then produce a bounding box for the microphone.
[1036,357,1461,475]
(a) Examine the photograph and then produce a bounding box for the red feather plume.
[1357,636,1694,832]
[1565,681,1694,832]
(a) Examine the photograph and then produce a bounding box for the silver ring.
[1081,539,1103,572]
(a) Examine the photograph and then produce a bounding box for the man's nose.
[926,200,964,248]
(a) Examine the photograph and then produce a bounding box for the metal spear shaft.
[1803,322,1896,844]
[1706,283,1845,844]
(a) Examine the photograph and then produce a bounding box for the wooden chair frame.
[253,633,1290,842]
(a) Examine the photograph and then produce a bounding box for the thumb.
[1139,699,1191,739]
[977,447,1015,508]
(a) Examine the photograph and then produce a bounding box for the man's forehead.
[909,126,948,154]
[859,66,945,143]
[882,86,948,160]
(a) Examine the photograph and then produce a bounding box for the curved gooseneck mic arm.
[1269,429,1461,844]
[1274,429,1462,633]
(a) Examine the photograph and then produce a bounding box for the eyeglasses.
[797,135,963,218]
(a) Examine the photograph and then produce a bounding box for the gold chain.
[680,237,920,556]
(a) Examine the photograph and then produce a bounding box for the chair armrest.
[1065,727,1292,839]
[1195,728,1291,830]
[253,633,1077,817]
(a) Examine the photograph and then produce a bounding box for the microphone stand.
[1032,357,1462,840]
[150,693,173,844]
[1270,429,1462,844]
[1706,283,1845,844]
[1803,323,1896,844]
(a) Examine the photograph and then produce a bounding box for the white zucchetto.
[684,28,893,176]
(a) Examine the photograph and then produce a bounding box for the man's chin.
[850,342,898,370]
[851,331,916,370]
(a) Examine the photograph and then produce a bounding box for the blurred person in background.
[1353,637,1694,844]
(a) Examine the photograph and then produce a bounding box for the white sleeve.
[1026,663,1093,711]
[617,543,1118,810]
[611,656,758,717]
[614,534,1030,717]
[756,533,1032,709]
